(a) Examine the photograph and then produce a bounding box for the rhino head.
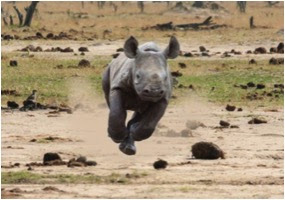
[124,36,180,102]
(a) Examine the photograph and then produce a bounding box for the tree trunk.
[13,6,23,26]
[250,16,255,29]
[23,1,39,27]
[9,15,13,25]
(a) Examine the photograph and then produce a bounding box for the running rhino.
[102,36,180,155]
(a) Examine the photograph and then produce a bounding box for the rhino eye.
[136,74,140,79]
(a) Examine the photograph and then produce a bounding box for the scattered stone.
[254,47,267,54]
[46,33,54,39]
[246,50,252,54]
[248,59,257,64]
[247,82,255,87]
[256,84,265,89]
[183,52,193,57]
[61,47,73,53]
[78,47,89,52]
[270,47,277,53]
[191,141,225,159]
[2,89,19,96]
[199,46,206,52]
[219,120,230,127]
[171,70,183,77]
[27,166,33,171]
[116,48,124,52]
[78,59,91,67]
[85,161,97,166]
[80,52,85,56]
[76,156,87,163]
[178,62,187,69]
[201,52,210,57]
[248,118,267,124]
[237,108,243,111]
[153,159,168,169]
[277,42,284,53]
[9,60,18,67]
[43,152,62,165]
[36,32,43,38]
[230,125,239,128]
[269,57,283,65]
[29,139,37,142]
[226,104,236,111]
[7,101,19,109]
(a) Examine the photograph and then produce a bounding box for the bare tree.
[23,1,39,26]
[237,1,246,13]
[13,5,23,26]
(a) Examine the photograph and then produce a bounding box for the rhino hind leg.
[102,66,110,107]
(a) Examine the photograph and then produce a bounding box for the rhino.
[102,36,180,155]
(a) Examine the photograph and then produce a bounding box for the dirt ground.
[1,77,284,198]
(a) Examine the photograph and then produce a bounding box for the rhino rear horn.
[124,36,139,58]
[163,36,180,59]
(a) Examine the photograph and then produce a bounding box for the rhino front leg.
[108,89,128,143]
[130,99,168,141]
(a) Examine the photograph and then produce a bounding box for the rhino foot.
[119,134,136,155]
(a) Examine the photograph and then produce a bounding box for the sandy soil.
[1,77,284,199]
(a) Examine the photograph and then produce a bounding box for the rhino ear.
[124,36,139,58]
[163,36,180,59]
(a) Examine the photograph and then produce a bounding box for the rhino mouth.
[140,94,163,102]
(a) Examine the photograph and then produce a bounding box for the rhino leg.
[129,99,168,141]
[102,66,110,107]
[107,89,129,143]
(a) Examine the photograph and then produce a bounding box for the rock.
[248,59,257,64]
[256,84,265,89]
[112,53,120,58]
[254,47,267,54]
[180,129,193,137]
[171,70,183,77]
[269,57,283,65]
[9,60,18,67]
[178,62,186,69]
[277,42,284,53]
[153,159,168,169]
[247,82,255,87]
[85,161,97,166]
[29,139,37,142]
[116,48,124,52]
[274,84,284,89]
[43,153,62,165]
[61,47,73,53]
[191,141,225,159]
[78,47,89,52]
[237,108,243,111]
[36,32,43,38]
[270,47,277,53]
[248,118,267,124]
[246,50,252,54]
[67,161,85,167]
[78,59,91,67]
[219,120,230,127]
[201,52,210,57]
[226,104,236,111]
[240,85,248,89]
[184,52,193,57]
[76,156,87,163]
[80,52,85,56]
[199,46,206,52]
[230,125,239,128]
[46,33,54,39]
[7,101,19,109]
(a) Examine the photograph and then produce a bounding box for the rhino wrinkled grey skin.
[102,36,180,155]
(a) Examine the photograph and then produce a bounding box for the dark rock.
[85,161,97,166]
[46,33,54,39]
[240,85,248,89]
[226,104,236,111]
[30,139,37,142]
[171,70,183,77]
[237,108,243,111]
[116,48,124,52]
[153,159,168,169]
[269,57,283,65]
[256,84,265,89]
[36,32,43,38]
[43,153,62,165]
[248,118,267,124]
[191,141,225,159]
[230,125,239,128]
[78,59,91,67]
[183,52,193,57]
[61,47,73,53]
[201,52,210,57]
[246,50,252,54]
[7,101,19,109]
[9,60,18,67]
[270,47,277,53]
[247,82,255,87]
[219,120,230,127]
[76,156,87,163]
[178,62,187,69]
[248,59,257,64]
[277,42,284,53]
[254,47,267,54]
[112,53,120,58]
[78,47,89,52]
[199,46,206,52]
